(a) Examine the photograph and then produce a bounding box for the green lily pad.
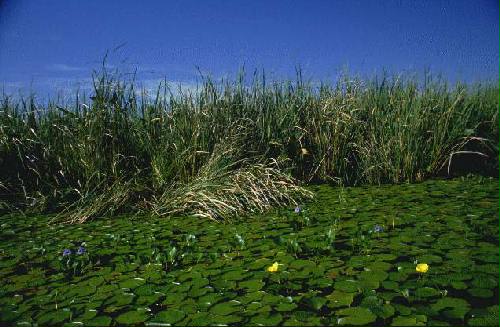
[36,310,71,325]
[391,315,427,326]
[211,314,243,325]
[103,292,135,311]
[359,270,388,282]
[275,302,298,312]
[382,280,399,290]
[210,301,241,316]
[359,270,389,289]
[119,277,145,289]
[471,275,497,289]
[367,261,392,271]
[467,288,494,298]
[85,316,112,327]
[304,296,327,311]
[360,296,395,319]
[185,312,212,326]
[336,307,377,325]
[431,297,470,320]
[115,310,148,325]
[211,279,236,290]
[77,309,98,321]
[188,286,209,297]
[450,281,467,290]
[289,260,316,270]
[326,291,354,308]
[416,255,442,264]
[151,309,185,324]
[467,306,499,326]
[248,258,272,270]
[415,287,439,298]
[250,313,283,326]
[392,304,412,316]
[334,280,359,293]
[222,269,248,281]
[239,279,264,292]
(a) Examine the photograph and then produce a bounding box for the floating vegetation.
[0,176,497,325]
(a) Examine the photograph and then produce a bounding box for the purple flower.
[373,225,383,233]
[62,249,72,256]
[294,206,302,213]
[77,246,86,255]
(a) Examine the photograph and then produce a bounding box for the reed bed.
[0,69,497,222]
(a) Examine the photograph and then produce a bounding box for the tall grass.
[0,68,498,221]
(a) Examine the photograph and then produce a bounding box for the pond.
[0,176,498,326]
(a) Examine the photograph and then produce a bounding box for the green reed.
[0,68,497,221]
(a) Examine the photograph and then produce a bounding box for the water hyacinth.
[294,206,302,214]
[76,246,86,255]
[373,225,383,233]
[62,249,71,256]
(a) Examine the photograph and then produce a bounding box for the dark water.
[0,176,498,326]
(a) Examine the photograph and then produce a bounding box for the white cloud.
[46,64,86,72]
[134,78,200,97]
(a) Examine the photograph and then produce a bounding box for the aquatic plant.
[184,234,197,249]
[165,246,179,270]
[289,209,311,231]
[76,246,86,255]
[59,246,92,277]
[324,219,339,252]
[351,228,373,255]
[416,263,429,273]
[285,238,302,257]
[233,233,246,250]
[267,262,279,272]
[0,176,497,326]
[0,67,497,222]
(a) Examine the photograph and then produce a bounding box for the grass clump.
[152,143,313,221]
[0,67,498,222]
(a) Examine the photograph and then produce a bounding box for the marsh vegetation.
[0,177,498,325]
[0,69,498,221]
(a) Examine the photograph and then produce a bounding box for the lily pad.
[210,301,241,316]
[151,309,185,324]
[275,302,298,312]
[467,305,499,326]
[239,279,264,292]
[36,310,71,325]
[431,297,470,320]
[304,296,327,311]
[85,316,112,327]
[336,307,377,325]
[250,313,283,326]
[415,287,439,298]
[467,288,494,298]
[471,275,497,289]
[326,291,354,308]
[115,310,148,325]
[391,315,426,326]
[334,280,359,293]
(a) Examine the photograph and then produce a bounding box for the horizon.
[0,0,498,99]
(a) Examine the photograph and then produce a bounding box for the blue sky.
[0,0,498,98]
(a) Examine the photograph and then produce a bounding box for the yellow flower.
[300,148,309,155]
[416,263,429,273]
[267,262,279,273]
